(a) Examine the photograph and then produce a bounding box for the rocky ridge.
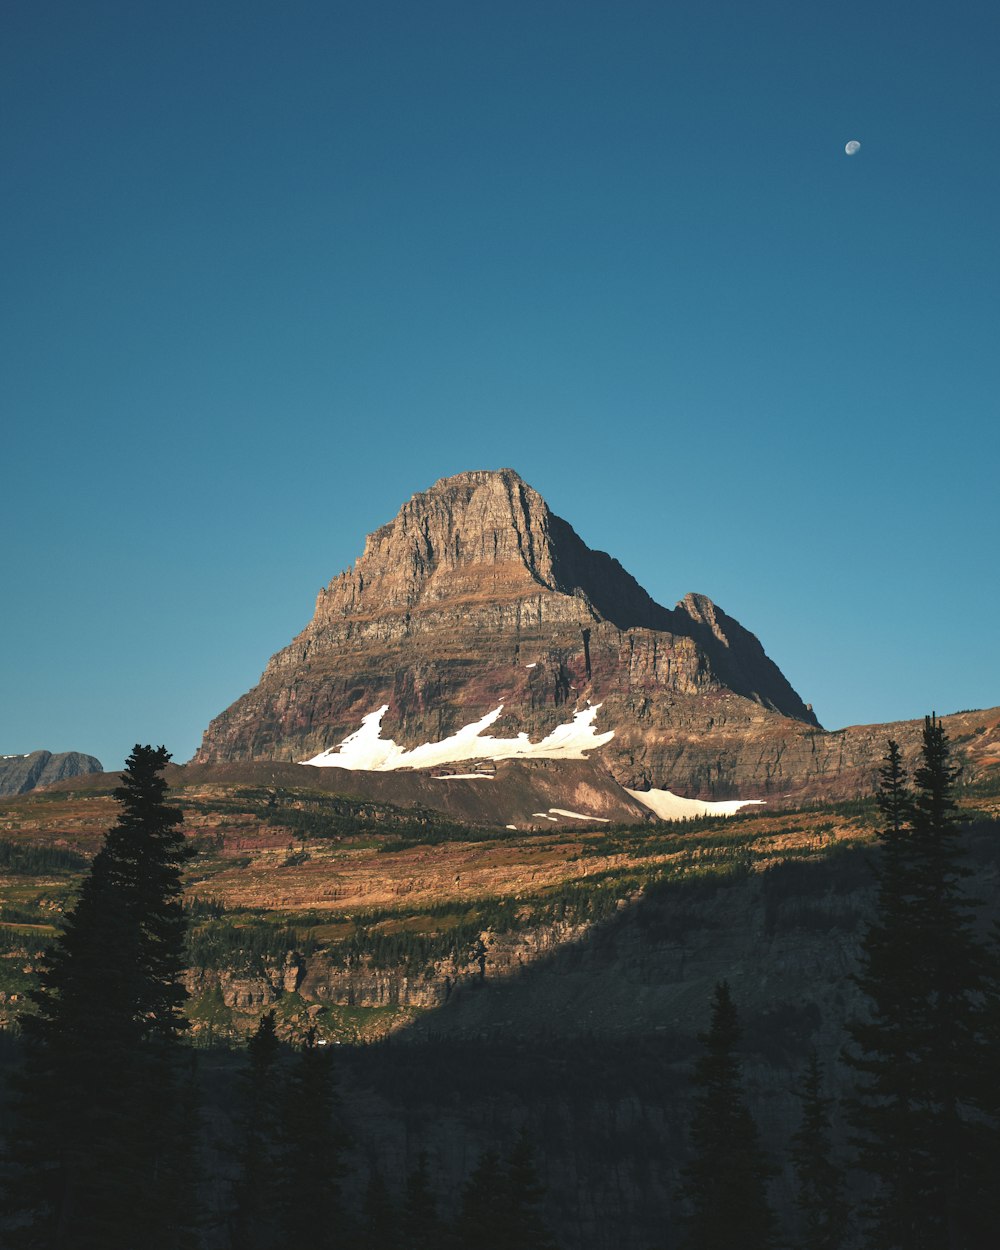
[0,750,103,797]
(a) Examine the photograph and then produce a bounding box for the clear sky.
[2,1,998,772]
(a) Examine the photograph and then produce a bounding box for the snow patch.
[532,813,560,821]
[505,824,518,830]
[431,773,494,781]
[525,663,537,668]
[626,787,765,821]
[547,808,610,823]
[301,704,614,771]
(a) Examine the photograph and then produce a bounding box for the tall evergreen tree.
[231,1010,284,1250]
[845,719,997,1249]
[277,1029,347,1249]
[790,1052,847,1250]
[401,1152,441,1250]
[501,1130,559,1250]
[844,740,921,1248]
[678,981,777,1250]
[452,1150,507,1250]
[358,1166,401,1250]
[450,1135,559,1250]
[3,744,196,1249]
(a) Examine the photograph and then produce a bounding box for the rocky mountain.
[0,749,103,797]
[196,471,811,787]
[193,469,998,802]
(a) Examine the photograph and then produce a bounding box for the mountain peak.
[430,466,526,490]
[329,466,558,619]
[195,469,818,782]
[321,467,670,631]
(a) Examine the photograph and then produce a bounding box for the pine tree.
[790,1052,847,1250]
[502,1130,559,1250]
[846,719,997,1249]
[453,1150,507,1250]
[402,1152,440,1250]
[3,744,196,1249]
[277,1029,347,1249]
[678,981,777,1250]
[231,1010,284,1250]
[450,1134,559,1250]
[844,739,921,1249]
[359,1166,401,1250]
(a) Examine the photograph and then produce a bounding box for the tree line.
[0,746,559,1249]
[226,1009,558,1250]
[679,716,1000,1250]
[1,719,998,1248]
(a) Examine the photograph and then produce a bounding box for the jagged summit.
[194,469,818,794]
[318,468,672,632]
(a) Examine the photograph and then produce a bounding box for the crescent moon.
[845,140,861,155]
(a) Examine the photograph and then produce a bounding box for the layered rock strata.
[193,468,996,801]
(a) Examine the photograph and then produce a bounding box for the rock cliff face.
[0,750,103,797]
[192,468,997,801]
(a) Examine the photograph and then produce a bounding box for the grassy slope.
[2,774,998,1039]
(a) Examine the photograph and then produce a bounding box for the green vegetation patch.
[186,912,317,973]
[0,838,88,875]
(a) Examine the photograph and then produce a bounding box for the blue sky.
[2,1,998,771]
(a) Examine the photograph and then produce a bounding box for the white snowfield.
[626,787,765,820]
[546,808,610,823]
[431,773,494,781]
[300,704,615,772]
[299,706,762,823]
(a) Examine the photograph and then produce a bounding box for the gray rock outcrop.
[0,750,104,796]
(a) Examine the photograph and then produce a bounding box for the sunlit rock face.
[193,468,835,799]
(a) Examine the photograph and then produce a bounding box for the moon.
[845,140,861,155]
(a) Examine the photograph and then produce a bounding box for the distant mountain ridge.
[0,750,103,796]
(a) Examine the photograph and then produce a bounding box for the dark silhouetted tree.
[3,744,196,1249]
[231,1010,284,1250]
[502,1130,559,1250]
[678,981,777,1250]
[844,739,920,1247]
[359,1166,401,1250]
[402,1152,440,1250]
[453,1150,506,1250]
[846,719,997,1249]
[277,1029,347,1249]
[791,1052,847,1250]
[451,1135,559,1250]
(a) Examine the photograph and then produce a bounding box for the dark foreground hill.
[2,765,998,1247]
